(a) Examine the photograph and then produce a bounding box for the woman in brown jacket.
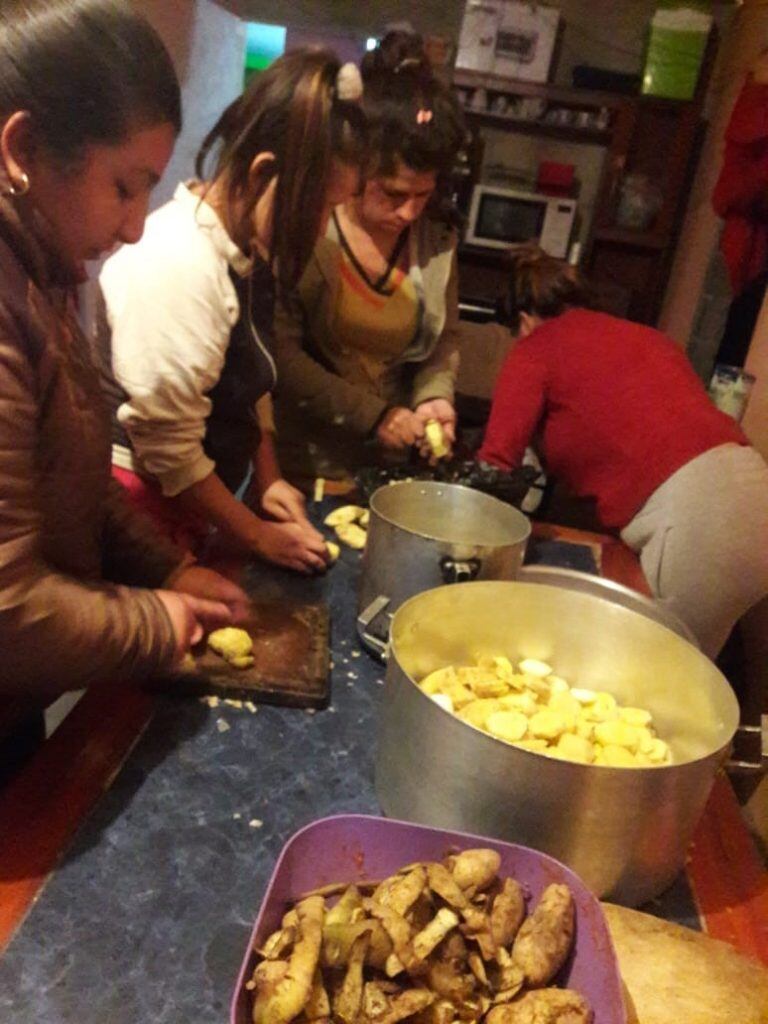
[0,0,243,727]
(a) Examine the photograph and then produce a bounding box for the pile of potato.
[419,657,671,768]
[324,506,370,557]
[248,848,593,1024]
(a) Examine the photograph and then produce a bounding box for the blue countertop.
[0,531,700,1023]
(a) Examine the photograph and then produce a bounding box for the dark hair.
[500,243,591,332]
[0,0,181,168]
[197,48,367,294]
[360,31,465,210]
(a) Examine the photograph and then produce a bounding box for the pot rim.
[369,479,532,547]
[518,565,699,646]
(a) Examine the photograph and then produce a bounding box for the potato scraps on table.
[248,849,592,1024]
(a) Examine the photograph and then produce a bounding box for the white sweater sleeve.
[101,238,238,497]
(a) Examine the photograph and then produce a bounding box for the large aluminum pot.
[357,481,530,656]
[518,565,699,645]
[375,580,739,906]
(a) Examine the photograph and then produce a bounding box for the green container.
[642,8,712,100]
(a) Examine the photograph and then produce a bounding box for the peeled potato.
[418,656,670,768]
[324,505,365,528]
[600,744,638,768]
[208,627,254,669]
[594,720,643,753]
[619,706,653,728]
[431,693,454,713]
[528,709,568,741]
[486,710,528,743]
[424,419,449,459]
[420,666,457,695]
[335,522,367,550]
[326,541,341,563]
[555,733,594,764]
[518,658,552,678]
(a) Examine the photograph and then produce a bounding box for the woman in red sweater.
[478,245,768,658]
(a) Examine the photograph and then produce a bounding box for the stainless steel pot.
[357,481,531,656]
[375,580,739,906]
[518,565,699,646]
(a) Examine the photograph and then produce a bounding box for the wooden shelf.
[592,226,668,250]
[462,106,610,145]
[452,68,630,110]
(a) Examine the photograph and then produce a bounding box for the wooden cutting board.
[165,599,330,709]
[602,903,768,1024]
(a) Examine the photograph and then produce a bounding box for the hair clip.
[416,109,433,125]
[396,57,422,73]
[335,63,363,102]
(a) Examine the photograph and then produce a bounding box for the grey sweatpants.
[620,444,768,659]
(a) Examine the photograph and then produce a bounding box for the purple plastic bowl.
[231,814,627,1024]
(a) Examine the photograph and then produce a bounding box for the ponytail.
[500,243,591,331]
[197,48,367,293]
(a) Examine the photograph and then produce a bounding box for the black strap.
[333,210,409,295]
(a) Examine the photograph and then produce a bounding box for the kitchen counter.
[0,517,765,1022]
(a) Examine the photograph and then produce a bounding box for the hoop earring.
[3,171,30,198]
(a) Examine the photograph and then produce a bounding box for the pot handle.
[725,716,768,778]
[356,594,392,660]
[440,556,481,584]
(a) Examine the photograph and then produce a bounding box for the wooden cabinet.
[453,67,709,326]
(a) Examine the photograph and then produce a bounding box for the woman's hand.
[250,520,330,574]
[414,398,457,460]
[170,565,250,621]
[261,478,309,524]
[156,590,234,665]
[376,406,425,450]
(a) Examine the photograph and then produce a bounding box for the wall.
[81,0,245,329]
[659,3,766,351]
[219,0,463,38]
[132,0,246,207]
[223,0,654,77]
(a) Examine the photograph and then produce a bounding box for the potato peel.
[249,853,591,1024]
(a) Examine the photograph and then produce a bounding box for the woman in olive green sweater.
[274,32,465,488]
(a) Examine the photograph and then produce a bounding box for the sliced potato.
[335,522,367,550]
[517,659,552,678]
[324,505,365,527]
[420,667,458,695]
[326,541,341,563]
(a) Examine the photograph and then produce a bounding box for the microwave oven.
[464,184,577,258]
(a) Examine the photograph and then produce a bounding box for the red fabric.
[713,79,768,294]
[477,309,748,529]
[111,466,207,554]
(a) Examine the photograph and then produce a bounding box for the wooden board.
[603,903,768,1024]
[164,600,330,709]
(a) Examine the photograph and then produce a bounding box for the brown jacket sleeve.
[410,247,461,409]
[274,286,388,437]
[101,477,191,589]
[0,320,177,699]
